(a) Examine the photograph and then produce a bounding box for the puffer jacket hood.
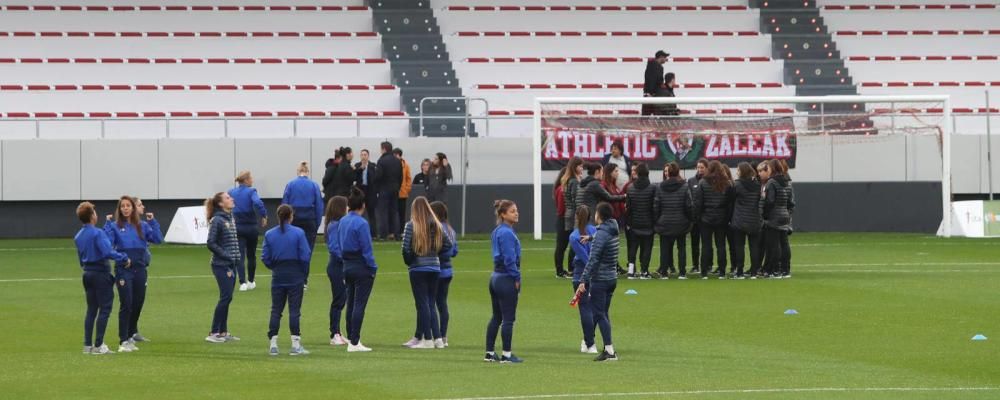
[661,178,684,192]
[633,177,651,190]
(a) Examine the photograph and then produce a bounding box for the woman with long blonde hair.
[401,196,452,349]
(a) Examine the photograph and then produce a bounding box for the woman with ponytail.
[204,192,241,343]
[262,205,312,356]
[484,199,523,364]
[338,187,378,352]
[569,206,597,354]
[324,196,350,346]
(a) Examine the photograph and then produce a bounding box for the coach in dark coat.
[642,50,668,115]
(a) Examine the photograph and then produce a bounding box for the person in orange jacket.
[395,148,412,240]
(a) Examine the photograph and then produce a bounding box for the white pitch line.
[421,386,999,400]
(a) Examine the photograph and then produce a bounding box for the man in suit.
[354,149,379,235]
[374,141,403,241]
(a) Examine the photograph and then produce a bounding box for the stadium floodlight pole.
[532,95,953,239]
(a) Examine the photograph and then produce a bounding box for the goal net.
[531,95,953,239]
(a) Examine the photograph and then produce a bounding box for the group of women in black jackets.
[554,156,796,281]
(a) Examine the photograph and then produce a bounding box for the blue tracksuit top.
[568,224,597,281]
[103,219,162,270]
[228,184,268,226]
[325,219,342,258]
[338,211,377,272]
[491,223,521,282]
[439,223,459,279]
[261,224,312,287]
[282,176,323,226]
[75,224,129,272]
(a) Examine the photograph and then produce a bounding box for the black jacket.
[761,175,795,231]
[375,152,403,194]
[653,178,692,236]
[427,164,452,203]
[321,158,338,198]
[333,161,355,197]
[562,175,579,231]
[626,177,656,235]
[643,60,664,96]
[693,178,732,226]
[729,178,762,233]
[576,175,625,223]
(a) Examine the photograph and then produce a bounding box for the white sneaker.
[91,344,114,355]
[347,342,372,352]
[290,335,309,356]
[126,339,139,351]
[118,341,133,353]
[205,334,226,343]
[269,336,279,356]
[443,337,448,348]
[580,340,588,353]
[222,334,241,342]
[248,281,256,290]
[239,283,249,292]
[83,345,93,354]
[434,338,446,349]
[412,339,435,349]
[586,345,599,354]
[402,337,420,347]
[330,334,348,346]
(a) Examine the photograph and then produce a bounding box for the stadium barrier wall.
[0,135,993,237]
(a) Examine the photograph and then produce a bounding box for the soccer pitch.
[0,233,997,400]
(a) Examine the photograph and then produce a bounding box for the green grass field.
[0,233,998,399]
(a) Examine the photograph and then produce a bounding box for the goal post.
[532,95,953,240]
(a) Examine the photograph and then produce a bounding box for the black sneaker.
[484,352,499,362]
[691,266,700,274]
[627,273,637,280]
[500,354,524,364]
[594,351,618,362]
[640,272,652,280]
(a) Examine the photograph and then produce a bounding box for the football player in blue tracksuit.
[569,206,598,354]
[103,196,161,353]
[339,188,377,352]
[262,205,312,356]
[75,202,130,355]
[283,162,323,288]
[229,171,268,291]
[484,200,523,364]
[324,196,350,346]
[431,201,457,348]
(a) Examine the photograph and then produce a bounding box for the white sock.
[486,351,495,356]
[605,345,615,355]
[502,351,512,358]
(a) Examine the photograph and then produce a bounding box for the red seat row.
[0,84,397,91]
[475,83,784,89]
[835,30,1000,36]
[860,81,1000,87]
[455,31,760,37]
[489,108,799,116]
[464,56,772,63]
[823,4,997,10]
[848,55,999,61]
[445,5,749,11]
[0,5,369,11]
[0,31,378,38]
[0,111,407,118]
[0,57,387,64]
